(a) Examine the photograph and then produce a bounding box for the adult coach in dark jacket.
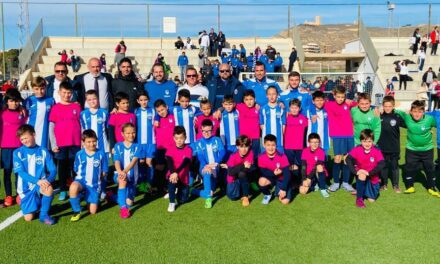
[45,61,77,102]
[207,63,244,110]
[74,57,113,110]
[111,57,144,111]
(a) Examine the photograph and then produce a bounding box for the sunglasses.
[202,129,212,133]
[220,70,230,73]
[55,70,67,74]
[186,74,197,78]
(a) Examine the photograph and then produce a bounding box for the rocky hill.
[276,24,429,53]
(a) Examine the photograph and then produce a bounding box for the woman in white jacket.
[399,61,409,90]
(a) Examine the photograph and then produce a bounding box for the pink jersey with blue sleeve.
[48,103,82,147]
[0,109,26,148]
[301,147,327,176]
[284,113,308,150]
[226,151,254,183]
[348,146,384,184]
[108,112,136,143]
[165,144,193,185]
[236,103,260,140]
[324,100,356,137]
[155,114,176,150]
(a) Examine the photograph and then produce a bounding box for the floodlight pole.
[74,3,78,37]
[217,5,220,32]
[1,2,5,79]
[288,5,291,38]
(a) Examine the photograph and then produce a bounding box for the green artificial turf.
[0,130,439,263]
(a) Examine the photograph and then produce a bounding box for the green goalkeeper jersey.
[395,110,436,151]
[351,107,381,145]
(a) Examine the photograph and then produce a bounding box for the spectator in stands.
[45,61,77,103]
[184,37,194,50]
[364,77,373,98]
[209,28,218,57]
[1,79,14,92]
[114,40,127,67]
[155,53,172,75]
[412,28,421,55]
[423,67,437,111]
[274,52,283,73]
[246,52,255,72]
[239,44,246,59]
[177,67,209,108]
[217,31,226,56]
[230,54,243,78]
[431,27,439,55]
[207,63,244,110]
[288,47,297,72]
[175,36,184,50]
[418,48,426,72]
[111,57,143,111]
[177,51,189,82]
[100,53,107,73]
[231,45,239,57]
[58,50,68,64]
[199,30,210,58]
[201,59,214,84]
[69,49,80,73]
[420,34,428,53]
[265,45,277,60]
[74,57,113,110]
[399,61,408,90]
[254,46,262,61]
[144,63,178,108]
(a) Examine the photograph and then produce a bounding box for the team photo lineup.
[1,54,438,225]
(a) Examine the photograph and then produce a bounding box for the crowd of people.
[2,31,440,226]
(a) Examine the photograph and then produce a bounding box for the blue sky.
[2,0,440,49]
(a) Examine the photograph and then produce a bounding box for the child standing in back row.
[108,92,136,150]
[284,99,308,188]
[0,89,27,206]
[134,91,156,193]
[260,86,286,152]
[25,76,55,149]
[377,96,405,192]
[395,100,439,196]
[49,81,82,201]
[325,86,357,193]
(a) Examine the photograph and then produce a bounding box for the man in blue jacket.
[144,63,178,107]
[207,63,244,110]
[242,61,281,106]
[177,51,189,81]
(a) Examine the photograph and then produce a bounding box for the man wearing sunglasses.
[207,63,244,110]
[45,61,77,103]
[176,67,209,108]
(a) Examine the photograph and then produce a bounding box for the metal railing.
[18,19,44,73]
[359,20,380,72]
[238,71,383,105]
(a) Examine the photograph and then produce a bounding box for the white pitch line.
[0,210,23,232]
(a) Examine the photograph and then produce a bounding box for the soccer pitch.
[0,130,439,263]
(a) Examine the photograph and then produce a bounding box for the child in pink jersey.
[48,81,82,201]
[346,129,385,208]
[258,134,291,205]
[300,133,329,198]
[283,98,308,188]
[0,89,26,206]
[221,135,255,207]
[236,90,260,159]
[165,126,193,213]
[108,92,136,149]
[154,99,176,190]
[324,86,357,193]
[195,99,219,140]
